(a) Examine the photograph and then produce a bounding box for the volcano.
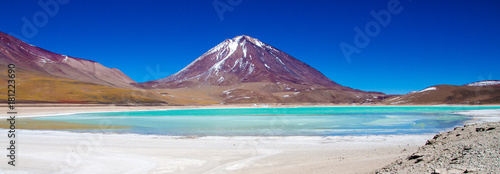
[140,35,385,103]
[145,35,341,88]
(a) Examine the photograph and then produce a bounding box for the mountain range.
[384,81,500,105]
[0,31,163,103]
[0,32,134,88]
[1,31,498,105]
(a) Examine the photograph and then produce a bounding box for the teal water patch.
[34,106,500,136]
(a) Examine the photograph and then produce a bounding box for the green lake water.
[33,106,500,136]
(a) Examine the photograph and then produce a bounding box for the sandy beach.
[0,105,499,173]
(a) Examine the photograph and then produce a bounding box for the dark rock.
[408,154,423,160]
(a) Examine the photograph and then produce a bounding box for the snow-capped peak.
[152,35,339,88]
[230,35,266,48]
[233,35,244,42]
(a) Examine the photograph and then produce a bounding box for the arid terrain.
[374,121,500,173]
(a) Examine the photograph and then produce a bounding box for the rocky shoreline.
[374,121,500,174]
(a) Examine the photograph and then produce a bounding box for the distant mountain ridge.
[0,31,163,104]
[465,80,500,87]
[0,31,135,88]
[384,80,500,105]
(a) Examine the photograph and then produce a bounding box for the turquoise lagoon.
[34,106,500,136]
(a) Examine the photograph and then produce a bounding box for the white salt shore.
[0,107,498,173]
[454,109,500,124]
[0,130,431,174]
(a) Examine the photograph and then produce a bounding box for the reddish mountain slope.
[0,32,167,104]
[0,31,135,88]
[384,81,500,105]
[139,35,385,104]
[143,35,340,88]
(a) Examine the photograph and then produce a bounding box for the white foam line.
[5,128,434,144]
[0,108,181,119]
[453,109,500,124]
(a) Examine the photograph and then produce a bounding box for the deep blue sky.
[1,0,499,94]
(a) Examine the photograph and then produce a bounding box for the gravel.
[373,121,500,174]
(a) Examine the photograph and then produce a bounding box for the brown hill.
[0,32,167,104]
[384,81,500,105]
[0,31,135,88]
